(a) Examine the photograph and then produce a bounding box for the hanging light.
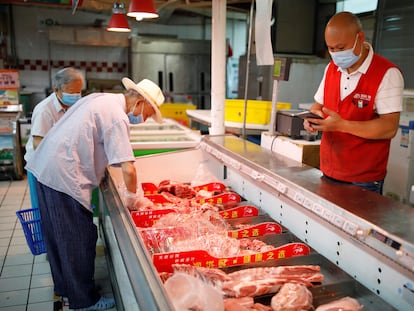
[107,3,131,32]
[127,0,159,20]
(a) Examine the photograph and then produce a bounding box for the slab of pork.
[270,283,313,311]
[222,265,323,298]
[164,272,225,311]
[315,296,363,311]
[224,297,273,311]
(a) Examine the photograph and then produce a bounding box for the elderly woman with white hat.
[25,77,164,311]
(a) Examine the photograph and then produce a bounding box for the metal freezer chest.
[100,135,414,311]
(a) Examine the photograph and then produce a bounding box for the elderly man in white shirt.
[24,67,84,211]
[25,78,164,311]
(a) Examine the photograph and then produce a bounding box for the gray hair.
[53,67,85,90]
[124,88,140,98]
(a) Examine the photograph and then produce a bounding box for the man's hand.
[305,107,343,132]
[122,182,154,211]
[303,107,325,133]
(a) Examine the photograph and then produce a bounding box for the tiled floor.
[0,178,117,311]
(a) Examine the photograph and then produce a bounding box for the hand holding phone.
[297,111,324,120]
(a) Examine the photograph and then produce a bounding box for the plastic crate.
[16,208,46,255]
[225,99,291,125]
[159,103,196,127]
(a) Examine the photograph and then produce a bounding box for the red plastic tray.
[219,205,258,219]
[228,222,283,238]
[152,242,311,273]
[144,192,242,205]
[137,221,283,247]
[141,182,159,195]
[141,182,227,194]
[131,205,260,228]
[131,209,176,227]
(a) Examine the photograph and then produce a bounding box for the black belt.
[323,174,352,184]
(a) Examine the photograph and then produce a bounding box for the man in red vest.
[304,11,404,194]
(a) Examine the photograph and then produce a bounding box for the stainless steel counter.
[205,135,414,248]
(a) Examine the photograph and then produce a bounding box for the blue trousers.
[35,180,100,309]
[323,175,384,194]
[27,171,39,209]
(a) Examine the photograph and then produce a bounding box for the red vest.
[320,54,397,182]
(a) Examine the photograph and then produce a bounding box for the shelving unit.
[0,106,24,180]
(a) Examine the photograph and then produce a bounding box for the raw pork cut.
[158,180,198,199]
[222,265,323,298]
[172,263,231,283]
[164,272,224,311]
[315,296,363,311]
[270,283,313,311]
[224,297,255,310]
[224,297,273,311]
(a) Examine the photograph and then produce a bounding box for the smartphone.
[297,111,324,120]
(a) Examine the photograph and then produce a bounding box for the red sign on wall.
[0,70,19,89]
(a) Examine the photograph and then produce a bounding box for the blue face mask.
[128,113,143,124]
[59,92,82,106]
[329,35,361,69]
[127,102,144,124]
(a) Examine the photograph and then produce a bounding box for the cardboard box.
[261,132,320,168]
[225,99,291,125]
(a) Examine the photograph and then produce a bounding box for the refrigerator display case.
[129,118,201,156]
[99,135,414,311]
[130,37,211,110]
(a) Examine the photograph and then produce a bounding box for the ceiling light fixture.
[107,3,131,32]
[127,0,159,20]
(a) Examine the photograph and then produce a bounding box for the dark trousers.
[323,175,384,194]
[35,180,100,309]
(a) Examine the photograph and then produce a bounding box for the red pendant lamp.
[127,0,159,20]
[107,3,131,32]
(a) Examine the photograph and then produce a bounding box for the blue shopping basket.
[16,208,47,255]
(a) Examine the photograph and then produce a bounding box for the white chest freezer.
[129,118,201,154]
[99,135,414,311]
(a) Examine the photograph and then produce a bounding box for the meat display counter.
[98,135,414,311]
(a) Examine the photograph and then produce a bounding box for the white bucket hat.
[122,77,165,123]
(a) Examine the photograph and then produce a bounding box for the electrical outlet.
[38,17,58,30]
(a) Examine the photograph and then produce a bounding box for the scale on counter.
[275,109,319,140]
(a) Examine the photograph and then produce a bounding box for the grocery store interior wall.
[7,5,248,105]
[5,5,379,109]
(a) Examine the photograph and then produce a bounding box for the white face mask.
[329,34,361,69]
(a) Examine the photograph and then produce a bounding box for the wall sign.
[0,69,19,89]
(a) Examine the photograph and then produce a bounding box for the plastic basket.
[16,208,47,255]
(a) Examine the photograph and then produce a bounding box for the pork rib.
[222,265,323,298]
[315,296,363,311]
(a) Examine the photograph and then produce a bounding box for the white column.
[209,0,226,135]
